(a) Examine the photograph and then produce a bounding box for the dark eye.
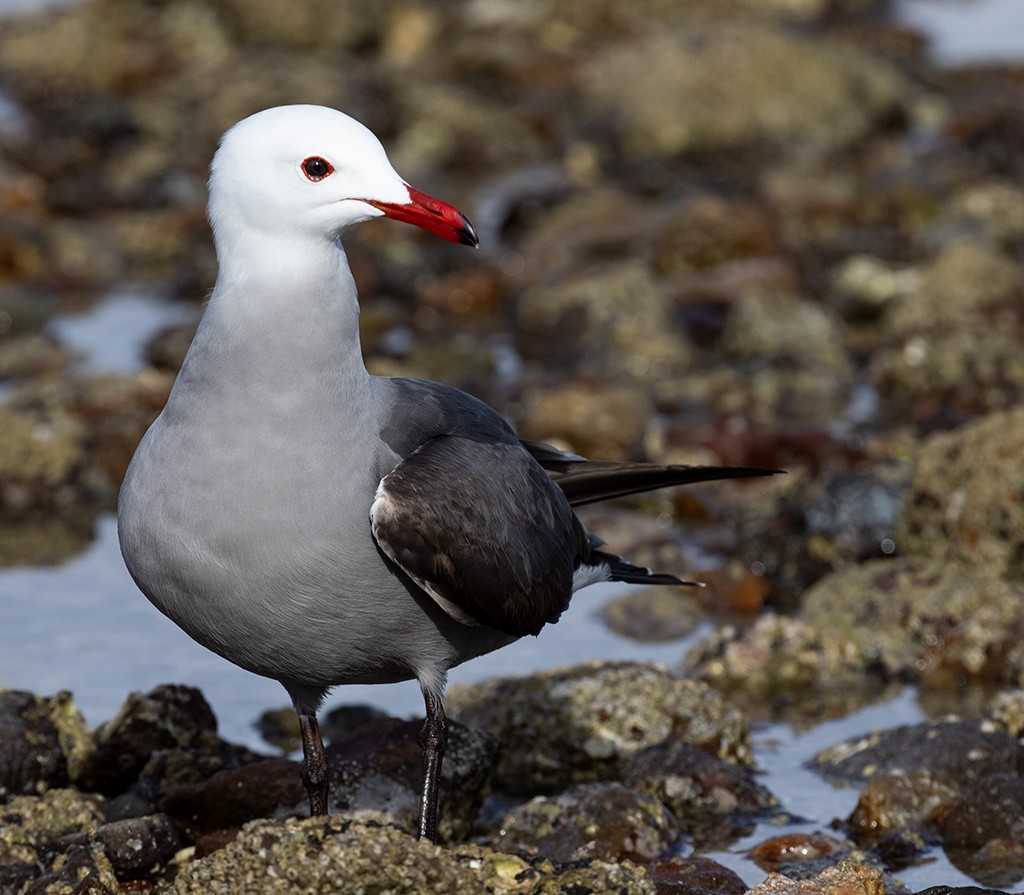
[301,156,333,182]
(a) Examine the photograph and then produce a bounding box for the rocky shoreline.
[4,0,1024,890]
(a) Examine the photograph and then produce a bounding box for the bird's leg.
[297,710,329,816]
[417,686,449,843]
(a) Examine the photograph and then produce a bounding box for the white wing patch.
[571,559,612,593]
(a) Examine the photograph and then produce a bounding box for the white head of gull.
[118,104,778,842]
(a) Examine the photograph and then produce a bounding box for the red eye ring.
[301,156,334,182]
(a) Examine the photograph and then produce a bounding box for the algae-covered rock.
[494,781,679,862]
[515,261,692,391]
[745,859,888,895]
[447,661,751,793]
[621,740,778,841]
[582,24,908,158]
[0,403,90,515]
[0,789,105,890]
[0,690,91,801]
[156,815,657,894]
[897,407,1024,576]
[870,243,1024,422]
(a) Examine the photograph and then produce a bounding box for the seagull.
[117,104,777,842]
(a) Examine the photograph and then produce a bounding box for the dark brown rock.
[95,813,184,880]
[159,758,304,841]
[79,685,219,794]
[622,740,778,843]
[0,690,89,802]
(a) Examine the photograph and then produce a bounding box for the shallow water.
[2,1,1022,887]
[0,509,991,890]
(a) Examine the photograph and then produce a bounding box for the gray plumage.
[117,105,778,841]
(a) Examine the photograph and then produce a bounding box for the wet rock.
[254,706,302,755]
[600,587,703,643]
[516,378,653,460]
[985,688,1024,739]
[0,789,105,890]
[0,690,90,801]
[94,813,184,880]
[156,815,657,894]
[159,758,304,841]
[897,406,1024,577]
[870,243,1024,424]
[514,189,665,282]
[684,613,876,714]
[650,194,780,276]
[646,854,747,894]
[79,684,220,795]
[937,770,1024,847]
[847,769,960,845]
[621,740,778,843]
[582,24,907,159]
[514,261,692,394]
[813,720,1024,789]
[494,781,679,863]
[748,832,848,873]
[937,180,1024,250]
[800,557,1024,687]
[391,81,547,177]
[20,842,118,895]
[447,661,752,794]
[325,716,496,843]
[320,703,389,745]
[0,401,92,518]
[745,859,888,895]
[715,292,854,426]
[0,332,76,381]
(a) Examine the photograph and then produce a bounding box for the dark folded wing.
[370,435,588,637]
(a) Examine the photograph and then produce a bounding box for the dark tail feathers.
[592,549,700,588]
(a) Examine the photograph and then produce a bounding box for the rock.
[159,759,304,841]
[942,771,1024,889]
[514,261,692,394]
[0,690,90,801]
[645,854,747,894]
[516,378,653,460]
[0,401,92,518]
[716,292,853,425]
[95,813,184,880]
[0,789,105,891]
[155,815,657,894]
[847,769,960,845]
[79,685,220,795]
[798,557,1024,687]
[447,661,751,794]
[650,194,780,276]
[985,689,1024,739]
[684,613,877,713]
[325,716,496,843]
[600,587,703,643]
[582,24,908,159]
[748,832,849,873]
[942,773,1024,849]
[745,859,888,895]
[20,842,118,895]
[870,243,1024,424]
[514,189,665,282]
[812,720,1024,789]
[493,781,679,862]
[897,407,1024,576]
[621,740,778,842]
